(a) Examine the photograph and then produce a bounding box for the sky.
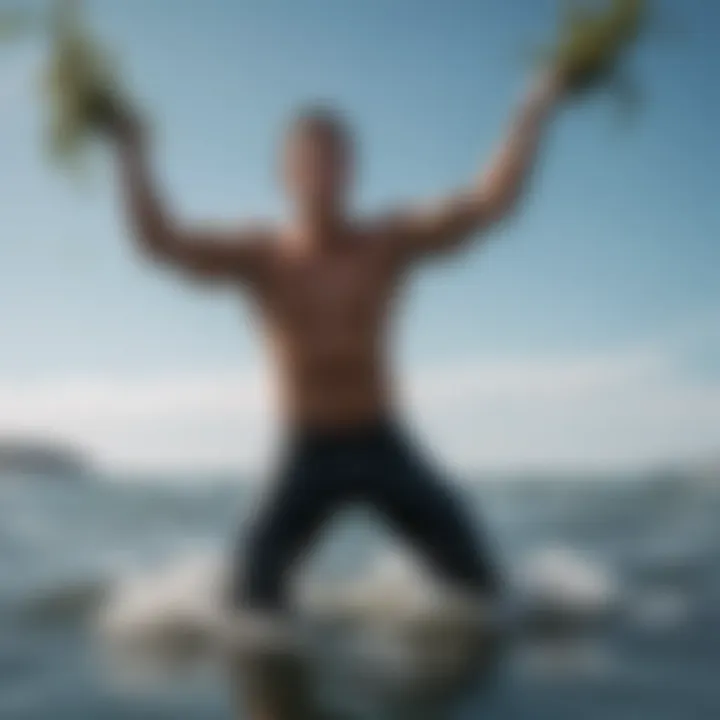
[0,0,718,474]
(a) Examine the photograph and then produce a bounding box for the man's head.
[282,106,353,219]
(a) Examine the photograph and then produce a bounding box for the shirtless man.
[103,67,566,616]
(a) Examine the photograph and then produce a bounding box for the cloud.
[0,344,718,475]
[407,348,720,472]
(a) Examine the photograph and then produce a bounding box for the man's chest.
[261,251,396,333]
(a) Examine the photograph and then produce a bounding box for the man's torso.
[248,223,405,431]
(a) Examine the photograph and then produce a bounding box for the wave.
[15,576,112,627]
[88,545,631,683]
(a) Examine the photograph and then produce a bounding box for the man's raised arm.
[104,110,272,282]
[382,69,566,262]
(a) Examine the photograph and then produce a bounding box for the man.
[102,67,566,616]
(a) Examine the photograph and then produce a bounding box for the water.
[1,470,719,719]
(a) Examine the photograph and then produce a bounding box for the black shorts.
[232,419,501,610]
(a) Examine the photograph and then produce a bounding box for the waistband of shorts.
[285,414,400,448]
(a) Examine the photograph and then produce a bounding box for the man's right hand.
[86,85,142,144]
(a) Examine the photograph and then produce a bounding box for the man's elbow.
[484,187,522,225]
[133,223,177,264]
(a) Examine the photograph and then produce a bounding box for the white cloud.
[0,344,718,475]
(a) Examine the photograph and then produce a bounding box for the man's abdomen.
[279,352,393,432]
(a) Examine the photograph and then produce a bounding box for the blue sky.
[0,0,718,472]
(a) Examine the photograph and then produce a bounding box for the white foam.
[516,546,620,623]
[95,545,623,675]
[97,552,226,664]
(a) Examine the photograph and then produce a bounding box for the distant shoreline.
[0,439,91,478]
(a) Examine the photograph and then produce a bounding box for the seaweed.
[541,0,648,95]
[1,0,134,174]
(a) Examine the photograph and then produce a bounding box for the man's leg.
[232,448,340,612]
[229,445,346,720]
[369,430,502,596]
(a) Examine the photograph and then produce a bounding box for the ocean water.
[1,469,719,719]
